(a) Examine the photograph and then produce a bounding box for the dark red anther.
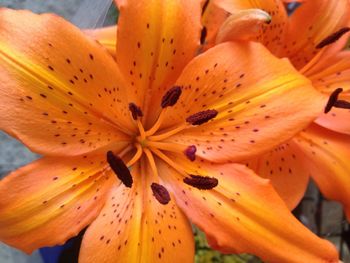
[334,100,350,110]
[161,86,182,108]
[129,103,143,120]
[186,109,218,125]
[183,175,218,190]
[107,151,133,188]
[316,27,350,49]
[184,145,197,162]
[200,26,207,45]
[151,183,171,205]
[202,0,210,15]
[325,88,343,113]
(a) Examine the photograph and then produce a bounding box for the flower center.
[106,86,220,205]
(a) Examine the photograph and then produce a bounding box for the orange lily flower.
[211,0,350,217]
[0,1,341,262]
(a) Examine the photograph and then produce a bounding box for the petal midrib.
[0,44,131,136]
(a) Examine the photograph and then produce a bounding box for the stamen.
[200,26,207,45]
[202,0,210,15]
[144,148,160,180]
[118,145,133,158]
[161,86,182,108]
[184,145,197,161]
[316,27,350,49]
[324,88,346,113]
[145,109,167,136]
[148,123,188,141]
[183,175,218,190]
[151,183,171,205]
[137,120,146,140]
[146,141,186,153]
[129,102,143,120]
[107,151,133,187]
[151,148,188,177]
[126,144,143,167]
[334,100,350,110]
[186,109,218,125]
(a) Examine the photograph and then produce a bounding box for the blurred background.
[0,0,349,262]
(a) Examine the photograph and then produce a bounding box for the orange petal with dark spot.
[0,155,114,253]
[293,124,350,221]
[116,0,202,128]
[157,155,338,262]
[282,0,350,69]
[160,42,326,162]
[0,9,133,156]
[79,163,194,263]
[214,0,288,54]
[84,26,117,57]
[244,141,309,210]
[306,51,350,135]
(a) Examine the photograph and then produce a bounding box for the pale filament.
[144,148,160,181]
[146,141,185,153]
[299,48,326,75]
[126,143,143,167]
[148,123,189,141]
[150,147,188,177]
[118,144,134,158]
[137,119,146,140]
[145,108,168,137]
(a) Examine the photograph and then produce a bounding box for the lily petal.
[293,124,350,221]
[116,0,202,128]
[215,9,272,44]
[160,42,326,163]
[282,0,350,69]
[214,0,288,53]
[84,26,117,57]
[306,51,350,135]
[0,155,114,253]
[157,155,338,262]
[202,0,229,50]
[0,9,132,156]
[244,141,309,210]
[80,163,194,263]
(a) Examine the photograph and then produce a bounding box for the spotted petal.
[306,51,350,135]
[84,26,117,57]
[202,0,229,50]
[293,124,350,221]
[244,141,309,210]
[157,155,338,262]
[0,9,132,156]
[116,0,202,127]
[214,0,288,53]
[80,163,194,263]
[282,0,350,69]
[0,155,114,253]
[157,42,326,163]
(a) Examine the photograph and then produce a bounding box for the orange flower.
[0,1,340,262]
[210,0,350,217]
